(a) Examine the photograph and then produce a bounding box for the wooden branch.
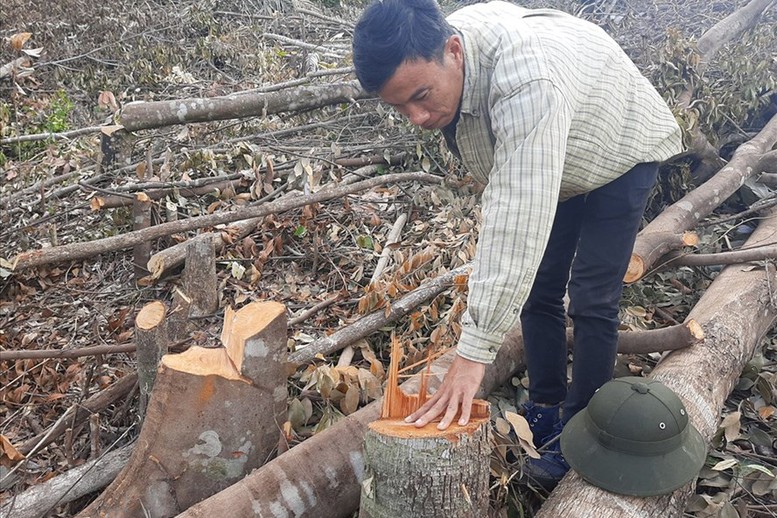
[289,264,470,364]
[627,112,777,283]
[18,374,137,456]
[132,193,153,279]
[660,244,777,267]
[370,213,408,285]
[90,179,239,209]
[0,126,102,146]
[609,320,704,355]
[624,231,699,283]
[0,443,133,518]
[135,301,168,416]
[0,344,136,361]
[11,171,441,271]
[119,81,369,132]
[674,0,774,182]
[80,302,288,517]
[537,207,777,518]
[179,317,526,518]
[696,0,775,61]
[0,56,31,80]
[288,293,345,326]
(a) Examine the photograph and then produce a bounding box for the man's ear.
[446,34,464,62]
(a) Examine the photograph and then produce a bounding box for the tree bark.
[360,418,492,518]
[624,231,698,283]
[628,112,777,283]
[119,81,369,132]
[181,239,218,318]
[11,171,440,271]
[78,301,288,518]
[0,443,134,518]
[536,207,777,518]
[132,193,153,279]
[91,179,239,209]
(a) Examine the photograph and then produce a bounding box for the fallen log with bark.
[119,81,369,132]
[0,443,134,518]
[627,112,777,283]
[536,206,777,518]
[78,301,288,518]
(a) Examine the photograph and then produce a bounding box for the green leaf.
[355,235,373,249]
[293,225,307,237]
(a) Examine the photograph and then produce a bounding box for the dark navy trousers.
[520,162,659,422]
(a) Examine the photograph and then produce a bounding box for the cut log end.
[369,410,490,440]
[136,301,166,330]
[687,318,705,342]
[624,253,645,284]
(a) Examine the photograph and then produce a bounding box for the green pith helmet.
[560,377,707,497]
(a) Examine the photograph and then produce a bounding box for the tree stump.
[78,301,288,518]
[359,336,492,517]
[360,412,492,518]
[135,300,168,416]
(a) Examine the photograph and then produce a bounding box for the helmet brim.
[561,409,707,496]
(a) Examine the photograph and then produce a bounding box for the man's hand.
[404,354,486,430]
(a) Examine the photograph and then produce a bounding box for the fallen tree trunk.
[536,207,777,518]
[627,112,777,282]
[0,443,134,518]
[79,301,288,518]
[11,171,441,271]
[119,81,369,132]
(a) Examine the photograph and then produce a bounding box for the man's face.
[378,35,465,130]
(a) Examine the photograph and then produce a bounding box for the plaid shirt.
[446,2,683,363]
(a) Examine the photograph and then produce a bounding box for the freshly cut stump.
[360,412,492,518]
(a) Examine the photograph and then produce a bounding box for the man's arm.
[408,78,572,428]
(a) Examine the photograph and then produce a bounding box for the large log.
[11,172,440,270]
[536,207,777,517]
[627,112,777,282]
[119,81,369,132]
[79,301,288,518]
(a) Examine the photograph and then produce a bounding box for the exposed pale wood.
[0,443,134,518]
[79,301,288,518]
[181,239,218,318]
[370,213,408,285]
[12,172,440,270]
[119,81,368,132]
[627,112,777,283]
[537,207,777,518]
[135,301,168,416]
[179,322,525,518]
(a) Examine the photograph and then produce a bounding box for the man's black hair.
[352,0,454,93]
